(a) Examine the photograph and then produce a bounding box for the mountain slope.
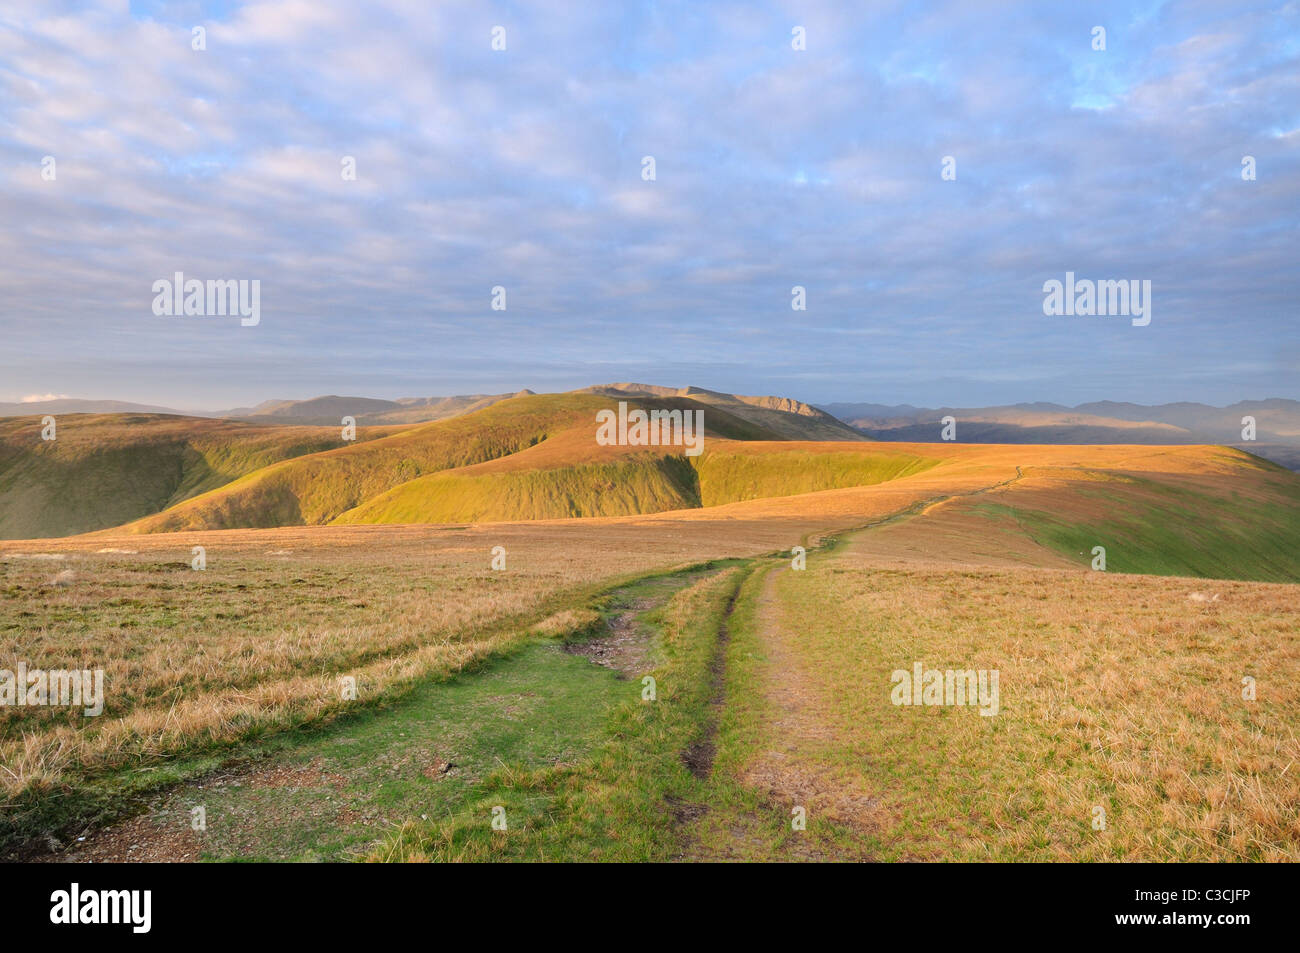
[333,440,941,524]
[225,392,524,426]
[0,399,187,417]
[588,383,868,441]
[0,414,395,539]
[117,391,781,534]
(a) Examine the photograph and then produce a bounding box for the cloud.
[0,0,1296,406]
[20,393,69,402]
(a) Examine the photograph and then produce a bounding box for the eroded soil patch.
[681,584,738,780]
[567,569,716,677]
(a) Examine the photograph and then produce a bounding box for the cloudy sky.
[1,0,1297,409]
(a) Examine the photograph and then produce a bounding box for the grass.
[369,554,888,863]
[118,395,596,533]
[0,513,833,853]
[336,447,944,524]
[965,468,1300,582]
[3,433,1298,862]
[747,545,1300,860]
[693,447,939,507]
[336,455,702,523]
[121,392,786,535]
[335,447,946,527]
[122,641,631,862]
[0,414,392,539]
[369,565,749,861]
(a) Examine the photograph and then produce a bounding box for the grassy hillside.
[11,395,1300,561]
[228,392,523,426]
[336,455,702,523]
[967,462,1300,582]
[814,446,1300,584]
[120,392,780,534]
[4,442,1298,860]
[692,446,939,506]
[337,444,942,524]
[0,415,392,539]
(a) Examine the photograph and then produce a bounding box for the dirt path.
[738,567,886,840]
[680,581,740,780]
[714,474,1029,857]
[566,568,717,677]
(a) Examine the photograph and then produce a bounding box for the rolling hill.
[222,392,528,426]
[585,383,867,441]
[0,414,398,539]
[5,387,1300,582]
[110,391,803,534]
[2,387,858,539]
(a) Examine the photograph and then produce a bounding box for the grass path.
[37,641,630,861]
[31,566,719,862]
[159,478,1027,862]
[734,518,1300,861]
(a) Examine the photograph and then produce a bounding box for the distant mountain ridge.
[585,383,865,441]
[0,398,185,417]
[820,399,1300,469]
[0,391,536,425]
[0,384,861,438]
[5,391,1296,468]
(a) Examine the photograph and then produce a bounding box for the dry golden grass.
[0,512,851,800]
[754,553,1300,860]
[4,436,1296,863]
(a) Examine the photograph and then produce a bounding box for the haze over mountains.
[824,399,1300,470]
[0,393,529,426]
[4,386,1297,469]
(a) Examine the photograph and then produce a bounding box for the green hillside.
[0,415,380,539]
[692,448,939,506]
[120,392,781,534]
[968,459,1300,582]
[335,455,702,524]
[335,446,942,525]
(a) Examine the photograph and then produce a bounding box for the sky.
[1,0,1297,409]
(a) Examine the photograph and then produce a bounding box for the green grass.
[337,448,942,525]
[370,565,749,861]
[125,395,598,532]
[0,415,364,539]
[368,556,873,862]
[969,471,1300,582]
[126,392,787,534]
[691,564,883,860]
[170,641,630,861]
[692,448,939,507]
[336,455,701,523]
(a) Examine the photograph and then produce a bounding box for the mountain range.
[5,389,1296,469]
[821,398,1300,470]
